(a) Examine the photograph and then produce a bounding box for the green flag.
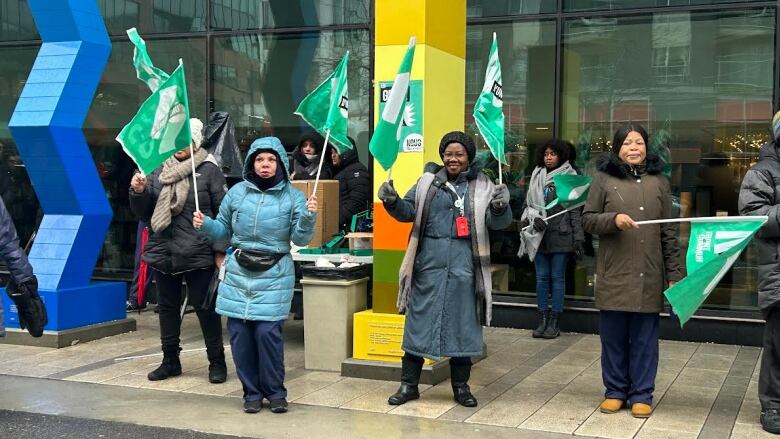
[369,37,416,171]
[546,174,592,210]
[473,32,505,164]
[116,62,192,176]
[127,27,169,93]
[665,216,767,326]
[294,52,351,153]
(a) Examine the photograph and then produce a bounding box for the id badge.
[455,216,470,238]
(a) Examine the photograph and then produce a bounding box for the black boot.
[207,347,227,384]
[543,312,560,339]
[533,310,549,338]
[388,355,423,405]
[148,347,182,381]
[450,359,477,407]
[762,409,780,434]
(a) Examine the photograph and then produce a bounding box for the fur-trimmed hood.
[596,152,665,179]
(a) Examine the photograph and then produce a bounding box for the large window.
[211,0,370,30]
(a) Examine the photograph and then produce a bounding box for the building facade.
[0,0,776,342]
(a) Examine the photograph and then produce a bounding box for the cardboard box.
[345,232,373,250]
[291,180,340,247]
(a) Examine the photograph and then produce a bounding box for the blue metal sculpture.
[4,0,125,331]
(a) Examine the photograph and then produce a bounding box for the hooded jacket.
[291,132,332,181]
[582,153,682,313]
[738,142,780,314]
[331,147,371,230]
[200,137,317,321]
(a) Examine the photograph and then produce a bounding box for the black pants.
[760,308,780,410]
[153,268,223,354]
[600,311,659,405]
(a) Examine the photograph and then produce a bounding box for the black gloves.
[377,180,398,205]
[490,184,510,209]
[574,241,585,261]
[6,276,47,338]
[532,217,547,232]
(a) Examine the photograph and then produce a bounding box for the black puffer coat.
[0,196,33,284]
[129,159,227,274]
[332,148,371,230]
[739,142,780,315]
[291,132,332,181]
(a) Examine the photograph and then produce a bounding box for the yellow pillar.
[352,0,466,363]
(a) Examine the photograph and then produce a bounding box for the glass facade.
[0,0,775,319]
[0,0,370,279]
[466,2,776,317]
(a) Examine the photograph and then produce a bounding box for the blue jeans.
[534,252,568,313]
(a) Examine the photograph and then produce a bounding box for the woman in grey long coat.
[377,131,512,407]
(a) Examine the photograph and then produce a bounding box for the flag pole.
[520,205,583,232]
[387,166,393,183]
[635,216,768,226]
[498,157,502,185]
[189,140,199,213]
[311,129,331,198]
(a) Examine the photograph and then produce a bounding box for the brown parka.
[582,153,682,313]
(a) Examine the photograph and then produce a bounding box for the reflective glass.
[561,9,775,309]
[211,0,369,30]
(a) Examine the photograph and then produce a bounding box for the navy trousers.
[600,310,659,405]
[227,318,286,402]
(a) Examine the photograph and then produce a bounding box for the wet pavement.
[0,311,771,438]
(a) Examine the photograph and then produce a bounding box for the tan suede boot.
[599,398,624,414]
[631,402,653,418]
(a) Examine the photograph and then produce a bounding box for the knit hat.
[190,118,204,149]
[772,110,780,142]
[439,131,476,163]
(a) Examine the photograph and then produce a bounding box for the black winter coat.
[739,142,780,315]
[332,148,371,230]
[129,160,227,275]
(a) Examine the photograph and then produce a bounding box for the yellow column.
[353,0,466,363]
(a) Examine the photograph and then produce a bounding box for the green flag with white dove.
[369,37,416,171]
[294,51,351,153]
[127,27,170,93]
[116,62,192,176]
[473,32,505,165]
[665,216,767,326]
[545,175,592,210]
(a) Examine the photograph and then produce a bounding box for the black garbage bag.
[300,264,371,281]
[204,111,244,179]
[6,276,47,337]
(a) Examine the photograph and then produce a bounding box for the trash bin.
[301,271,369,372]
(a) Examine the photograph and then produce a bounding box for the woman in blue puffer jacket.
[194,136,317,414]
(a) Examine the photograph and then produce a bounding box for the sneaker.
[269,398,288,414]
[761,409,780,434]
[243,400,262,414]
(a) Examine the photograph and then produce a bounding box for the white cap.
[190,118,204,149]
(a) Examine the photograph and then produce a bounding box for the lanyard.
[444,181,466,216]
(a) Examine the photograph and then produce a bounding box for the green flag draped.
[665,216,767,326]
[116,62,192,176]
[294,52,351,153]
[546,175,592,210]
[369,37,416,171]
[127,27,169,93]
[473,32,505,164]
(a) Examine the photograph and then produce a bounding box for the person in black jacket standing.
[739,110,780,434]
[330,138,371,231]
[129,118,228,384]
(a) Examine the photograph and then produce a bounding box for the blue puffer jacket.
[200,137,316,321]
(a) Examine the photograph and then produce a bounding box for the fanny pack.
[234,248,286,272]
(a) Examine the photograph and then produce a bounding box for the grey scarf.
[518,161,575,260]
[151,147,208,233]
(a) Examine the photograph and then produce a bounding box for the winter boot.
[148,347,182,381]
[450,359,477,407]
[542,312,560,339]
[207,347,227,384]
[761,409,780,434]
[388,355,423,405]
[532,310,549,338]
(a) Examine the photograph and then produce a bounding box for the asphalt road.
[0,410,253,439]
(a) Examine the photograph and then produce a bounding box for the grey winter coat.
[738,142,780,315]
[582,153,682,313]
[0,196,35,336]
[385,164,512,359]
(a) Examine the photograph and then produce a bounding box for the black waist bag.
[234,249,285,272]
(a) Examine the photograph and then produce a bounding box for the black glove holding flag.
[6,276,47,338]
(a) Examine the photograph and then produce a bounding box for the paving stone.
[673,367,728,389]
[465,380,565,427]
[634,427,698,439]
[520,389,602,434]
[574,409,646,439]
[296,377,386,408]
[643,403,711,434]
[685,353,735,371]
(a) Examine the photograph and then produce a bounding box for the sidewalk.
[0,311,771,438]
